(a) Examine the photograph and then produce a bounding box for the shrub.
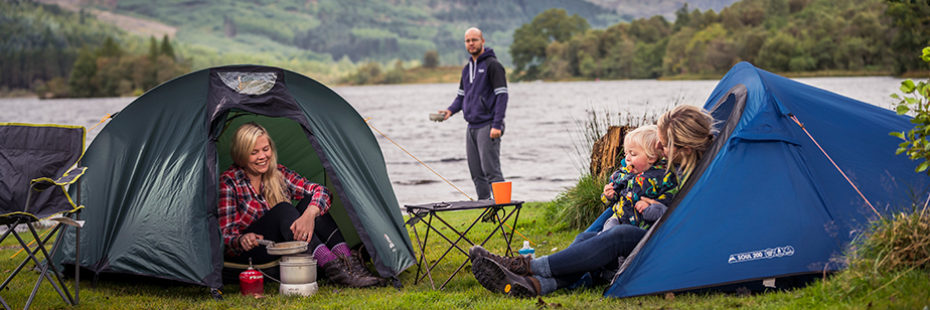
[382,60,405,84]
[344,62,384,85]
[548,173,609,231]
[891,46,930,173]
[855,205,930,272]
[826,201,930,298]
[423,50,439,68]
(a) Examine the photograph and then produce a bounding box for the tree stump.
[590,125,630,177]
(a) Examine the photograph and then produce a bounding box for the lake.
[0,76,904,206]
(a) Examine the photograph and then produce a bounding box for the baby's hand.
[634,199,651,212]
[603,183,615,199]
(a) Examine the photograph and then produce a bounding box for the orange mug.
[491,181,512,204]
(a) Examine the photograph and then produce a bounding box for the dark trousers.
[466,124,503,200]
[547,224,646,288]
[227,196,345,265]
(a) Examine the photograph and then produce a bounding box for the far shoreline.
[4,67,924,99]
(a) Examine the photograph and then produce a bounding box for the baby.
[601,125,679,231]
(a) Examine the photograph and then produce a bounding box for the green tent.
[53,65,415,289]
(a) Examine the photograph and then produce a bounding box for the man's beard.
[469,46,483,57]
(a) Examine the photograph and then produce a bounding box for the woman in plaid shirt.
[218,122,381,288]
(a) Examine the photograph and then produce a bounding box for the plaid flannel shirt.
[218,164,331,252]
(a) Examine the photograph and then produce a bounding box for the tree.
[678,23,730,74]
[68,48,97,97]
[510,25,549,79]
[661,27,696,75]
[148,36,159,61]
[672,4,692,31]
[628,16,671,44]
[223,15,236,38]
[891,47,930,174]
[510,8,589,80]
[541,41,571,80]
[160,35,175,60]
[97,36,122,58]
[757,32,799,72]
[574,30,606,78]
[422,50,439,68]
[94,56,122,97]
[885,0,930,74]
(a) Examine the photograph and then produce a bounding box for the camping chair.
[0,124,87,310]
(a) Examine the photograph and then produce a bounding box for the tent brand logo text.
[727,246,795,264]
[384,234,396,252]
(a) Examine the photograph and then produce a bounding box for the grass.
[1,203,929,309]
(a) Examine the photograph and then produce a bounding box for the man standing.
[439,27,508,200]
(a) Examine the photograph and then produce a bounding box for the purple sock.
[313,245,337,266]
[331,242,351,258]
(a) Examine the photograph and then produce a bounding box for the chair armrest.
[50,215,85,228]
[30,166,88,191]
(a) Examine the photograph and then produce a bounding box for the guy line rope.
[789,114,881,219]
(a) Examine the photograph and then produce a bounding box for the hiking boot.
[321,257,381,288]
[343,250,386,286]
[471,257,540,298]
[469,245,533,276]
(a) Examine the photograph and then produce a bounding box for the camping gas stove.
[260,240,318,296]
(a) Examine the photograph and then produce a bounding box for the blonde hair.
[230,122,289,206]
[624,125,660,162]
[657,105,715,178]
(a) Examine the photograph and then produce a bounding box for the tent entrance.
[608,84,749,291]
[214,112,362,247]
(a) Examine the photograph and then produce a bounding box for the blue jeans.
[534,224,646,291]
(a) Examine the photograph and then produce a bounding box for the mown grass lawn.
[1,202,928,309]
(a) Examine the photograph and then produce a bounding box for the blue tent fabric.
[604,62,930,298]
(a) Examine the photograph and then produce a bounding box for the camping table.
[404,199,524,290]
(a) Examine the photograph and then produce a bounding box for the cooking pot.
[279,254,317,284]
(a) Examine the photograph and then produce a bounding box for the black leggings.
[227,196,345,265]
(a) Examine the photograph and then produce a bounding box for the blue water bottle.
[518,241,535,259]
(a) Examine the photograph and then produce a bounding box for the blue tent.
[603,62,930,298]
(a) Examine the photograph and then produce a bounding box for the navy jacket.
[447,47,508,129]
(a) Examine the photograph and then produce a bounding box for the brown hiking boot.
[343,250,386,286]
[471,257,540,298]
[469,245,533,276]
[321,257,381,288]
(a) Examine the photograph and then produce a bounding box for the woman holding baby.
[467,105,716,297]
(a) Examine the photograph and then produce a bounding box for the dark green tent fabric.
[53,65,415,288]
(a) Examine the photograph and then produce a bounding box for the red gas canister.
[239,266,264,296]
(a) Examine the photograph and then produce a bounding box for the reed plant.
[828,200,930,296]
[855,204,930,273]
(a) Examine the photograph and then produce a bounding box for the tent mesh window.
[218,72,276,95]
